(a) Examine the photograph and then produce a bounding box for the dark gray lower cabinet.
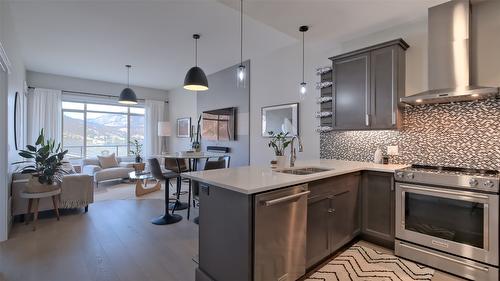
[306,194,331,268]
[306,173,361,268]
[361,171,395,248]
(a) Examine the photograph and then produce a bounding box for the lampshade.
[158,121,171,137]
[183,34,209,92]
[119,65,138,104]
[119,87,138,104]
[183,66,209,91]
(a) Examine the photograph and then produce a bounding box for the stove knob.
[406,173,415,180]
[483,180,494,189]
[396,172,404,179]
[469,178,478,187]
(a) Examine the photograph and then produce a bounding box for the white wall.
[27,71,168,101]
[167,87,198,153]
[0,0,27,241]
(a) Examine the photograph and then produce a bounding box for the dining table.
[154,152,229,221]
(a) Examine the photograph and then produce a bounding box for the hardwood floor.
[0,199,198,281]
[0,199,464,281]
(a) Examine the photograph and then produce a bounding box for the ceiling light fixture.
[236,0,246,88]
[299,25,309,99]
[119,65,138,105]
[184,34,209,91]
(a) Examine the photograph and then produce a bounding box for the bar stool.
[148,158,182,225]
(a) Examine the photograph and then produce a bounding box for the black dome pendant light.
[184,34,209,91]
[299,25,309,99]
[236,0,246,88]
[119,64,138,104]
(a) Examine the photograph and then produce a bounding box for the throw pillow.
[61,161,77,174]
[97,153,119,169]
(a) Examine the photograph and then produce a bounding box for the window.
[62,101,145,159]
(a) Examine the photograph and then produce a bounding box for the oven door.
[396,183,499,266]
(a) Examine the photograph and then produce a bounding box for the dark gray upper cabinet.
[330,39,409,130]
[332,53,371,129]
[361,171,395,249]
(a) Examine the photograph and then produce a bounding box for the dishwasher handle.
[263,190,310,207]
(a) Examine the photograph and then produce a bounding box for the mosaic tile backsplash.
[320,99,500,170]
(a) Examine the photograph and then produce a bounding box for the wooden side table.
[20,188,61,231]
[131,162,146,173]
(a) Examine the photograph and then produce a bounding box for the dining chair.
[192,157,229,223]
[148,158,182,225]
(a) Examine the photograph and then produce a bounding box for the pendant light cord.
[240,0,243,65]
[126,65,131,87]
[195,38,198,67]
[302,31,305,83]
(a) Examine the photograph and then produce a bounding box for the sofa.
[11,169,94,217]
[82,155,135,187]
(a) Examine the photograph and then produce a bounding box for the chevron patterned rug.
[306,244,435,281]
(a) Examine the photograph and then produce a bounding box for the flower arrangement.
[191,115,202,151]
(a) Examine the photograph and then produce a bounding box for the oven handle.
[398,242,490,272]
[398,184,490,200]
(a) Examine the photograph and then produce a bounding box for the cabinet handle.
[365,56,370,126]
[263,191,310,207]
[328,208,335,213]
[391,49,396,126]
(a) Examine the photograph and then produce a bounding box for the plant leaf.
[19,152,35,159]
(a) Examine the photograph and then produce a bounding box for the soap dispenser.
[374,147,383,164]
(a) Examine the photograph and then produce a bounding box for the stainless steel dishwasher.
[254,184,309,281]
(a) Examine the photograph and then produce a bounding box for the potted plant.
[15,129,68,193]
[129,139,143,163]
[191,115,202,152]
[268,131,292,168]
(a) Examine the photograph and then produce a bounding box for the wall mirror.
[261,103,299,137]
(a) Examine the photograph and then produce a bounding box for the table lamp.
[158,121,171,154]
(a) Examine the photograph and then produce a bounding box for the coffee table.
[129,171,161,197]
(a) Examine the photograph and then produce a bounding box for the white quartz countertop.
[182,159,407,195]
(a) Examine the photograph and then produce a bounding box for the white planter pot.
[275,155,287,169]
[26,176,60,194]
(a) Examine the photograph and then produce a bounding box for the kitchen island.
[183,159,406,281]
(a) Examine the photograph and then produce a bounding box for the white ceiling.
[217,0,449,43]
[7,0,296,90]
[8,0,449,90]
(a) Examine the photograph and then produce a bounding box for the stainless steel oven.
[396,183,499,266]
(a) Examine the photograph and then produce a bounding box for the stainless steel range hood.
[400,0,498,105]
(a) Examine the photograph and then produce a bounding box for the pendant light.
[184,34,209,91]
[299,25,309,99]
[236,0,246,88]
[119,64,138,105]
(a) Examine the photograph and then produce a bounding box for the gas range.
[395,164,499,193]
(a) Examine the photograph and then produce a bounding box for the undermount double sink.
[275,167,332,175]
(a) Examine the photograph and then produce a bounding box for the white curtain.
[28,88,62,145]
[145,99,166,158]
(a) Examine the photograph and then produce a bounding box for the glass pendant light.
[119,65,138,104]
[299,25,308,100]
[184,34,209,91]
[236,0,246,88]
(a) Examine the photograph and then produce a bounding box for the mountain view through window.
[62,101,145,159]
